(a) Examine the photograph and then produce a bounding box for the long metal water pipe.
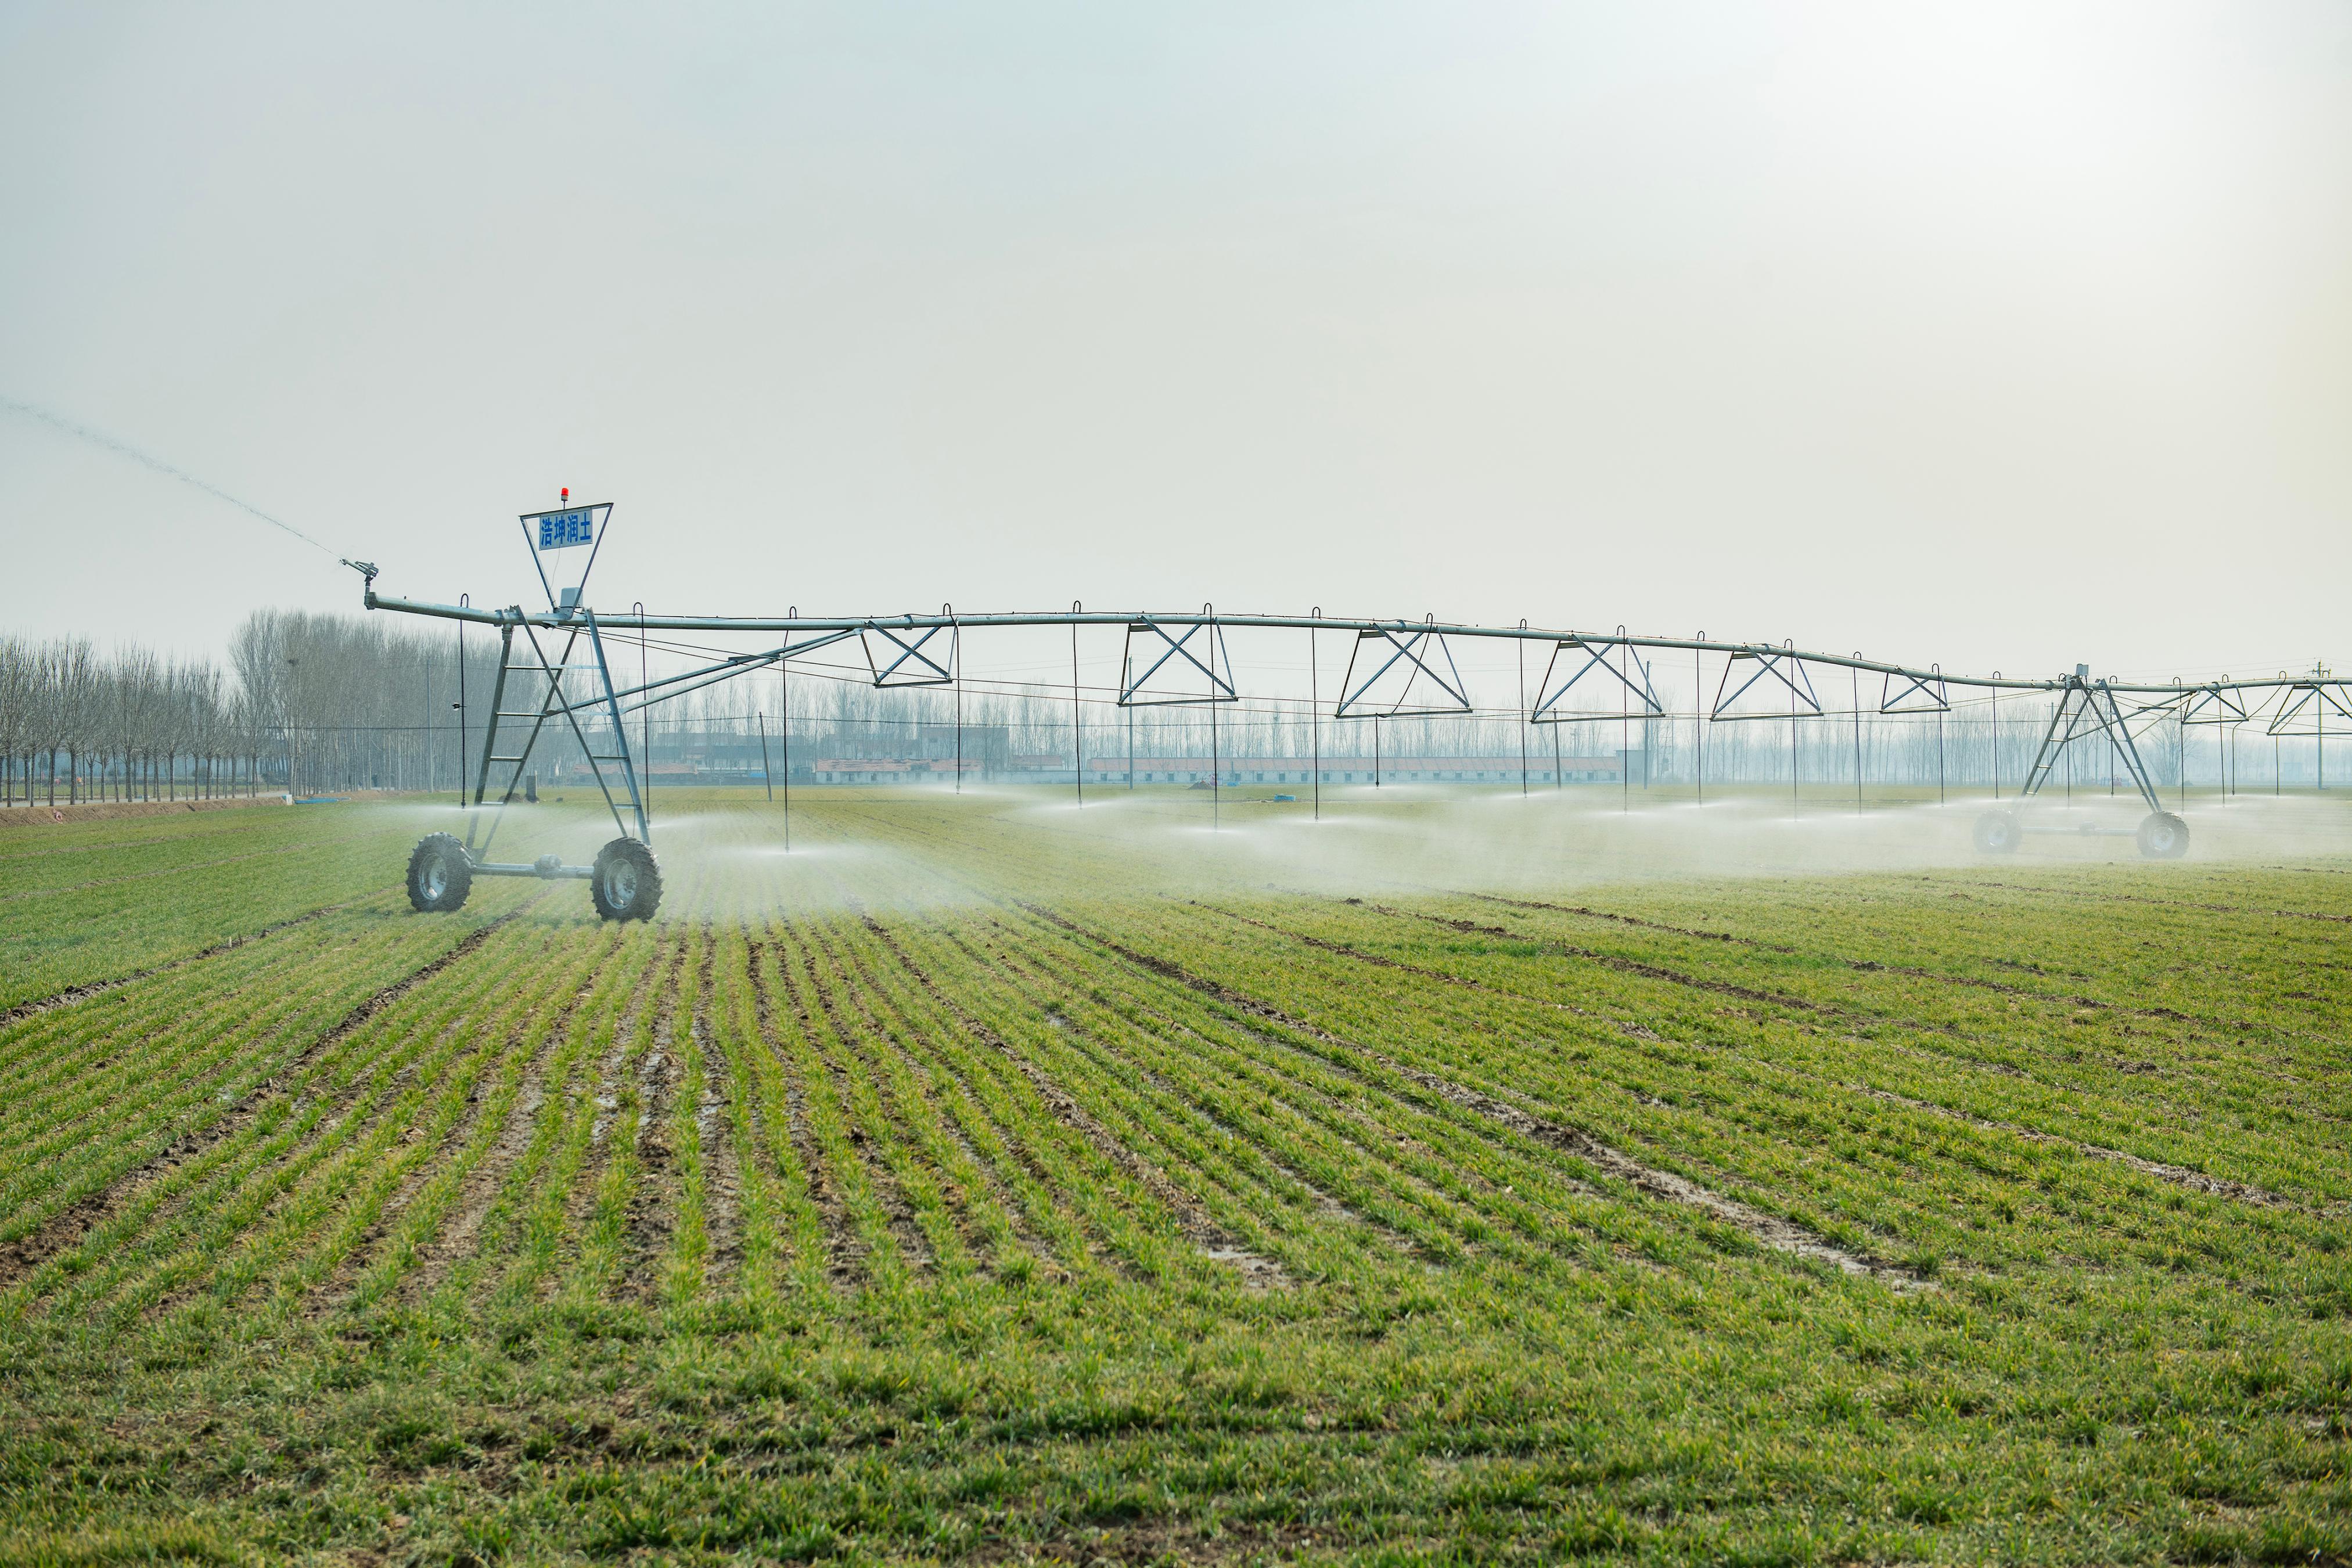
[365,588,2328,702]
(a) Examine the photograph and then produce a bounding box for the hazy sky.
[3,2,2347,685]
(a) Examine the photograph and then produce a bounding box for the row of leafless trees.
[1,635,250,805]
[1,612,502,805]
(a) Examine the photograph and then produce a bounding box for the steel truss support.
[1530,635,1662,724]
[860,617,956,687]
[2017,671,2163,815]
[1880,666,1950,714]
[2178,683,2251,728]
[1711,644,1822,722]
[1119,614,1235,707]
[2263,678,2351,737]
[2167,682,2252,805]
[1334,620,1472,719]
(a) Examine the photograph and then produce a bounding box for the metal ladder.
[466,610,649,859]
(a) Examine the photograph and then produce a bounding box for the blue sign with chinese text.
[535,509,597,551]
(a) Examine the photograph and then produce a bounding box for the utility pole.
[1517,624,1529,796]
[790,649,800,851]
[285,656,299,798]
[1310,619,1321,821]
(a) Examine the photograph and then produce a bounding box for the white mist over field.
[376,786,2352,922]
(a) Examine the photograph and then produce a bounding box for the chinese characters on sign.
[537,509,597,551]
[518,501,613,613]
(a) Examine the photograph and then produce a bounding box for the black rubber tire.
[1972,811,2022,854]
[2136,811,2190,860]
[590,837,663,922]
[407,833,474,912]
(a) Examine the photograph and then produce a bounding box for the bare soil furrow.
[972,915,1602,1282]
[1205,906,2266,1109]
[167,990,516,1325]
[977,938,1308,1272]
[691,933,745,1291]
[1365,901,1846,1017]
[793,937,935,1275]
[615,939,690,1300]
[751,939,864,1289]
[855,922,1131,1279]
[402,930,618,1301]
[1301,898,2346,1154]
[1958,879,2352,926]
[1017,962,1458,1261]
[0,843,333,903]
[921,927,1290,1289]
[0,894,375,1030]
[0,905,527,1293]
[301,991,556,1319]
[832,916,1058,1275]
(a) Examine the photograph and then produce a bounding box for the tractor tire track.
[1018,904,1919,1289]
[1848,1085,2319,1212]
[1211,902,2328,1218]
[1456,890,2276,1031]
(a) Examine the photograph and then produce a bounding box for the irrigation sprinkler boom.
[1968,667,2184,858]
[358,504,2349,916]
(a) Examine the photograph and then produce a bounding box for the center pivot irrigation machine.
[354,500,2347,920]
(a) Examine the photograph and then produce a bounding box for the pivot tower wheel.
[2136,811,2190,860]
[407,833,474,913]
[1972,810,2022,854]
[591,836,663,922]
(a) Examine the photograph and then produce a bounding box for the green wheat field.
[1,787,2346,1565]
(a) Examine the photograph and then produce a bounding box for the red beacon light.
[560,487,570,504]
